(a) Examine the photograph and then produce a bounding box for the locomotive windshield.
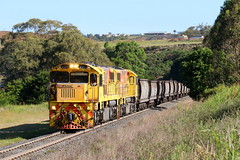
[50,71,69,83]
[70,72,88,83]
[50,71,89,83]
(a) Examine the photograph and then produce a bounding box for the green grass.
[167,85,240,159]
[0,103,57,148]
[121,84,240,159]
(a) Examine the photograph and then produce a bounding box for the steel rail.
[0,132,61,154]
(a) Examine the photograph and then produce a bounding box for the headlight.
[70,64,78,68]
[51,106,56,110]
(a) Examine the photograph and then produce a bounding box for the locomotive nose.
[67,113,75,122]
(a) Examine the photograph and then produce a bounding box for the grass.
[97,39,202,49]
[133,85,240,159]
[2,85,239,159]
[50,85,239,160]
[44,98,196,160]
[166,84,240,159]
[0,103,57,148]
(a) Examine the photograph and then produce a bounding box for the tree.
[146,49,187,80]
[0,19,114,104]
[183,24,211,37]
[180,47,214,100]
[12,18,62,34]
[0,35,44,80]
[1,20,112,81]
[105,41,147,78]
[204,0,240,82]
[163,50,190,81]
[41,26,112,69]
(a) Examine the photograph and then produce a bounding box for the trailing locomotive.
[49,62,189,130]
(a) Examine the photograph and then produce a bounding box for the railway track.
[0,108,151,160]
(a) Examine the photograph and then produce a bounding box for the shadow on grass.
[0,121,58,140]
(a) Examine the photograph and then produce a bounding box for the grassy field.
[56,85,239,159]
[127,84,240,159]
[0,103,56,147]
[97,39,202,49]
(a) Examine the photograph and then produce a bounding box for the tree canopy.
[146,49,187,80]
[183,24,211,37]
[179,47,214,100]
[0,19,112,104]
[12,18,63,34]
[0,20,112,81]
[104,41,147,78]
[171,0,240,99]
[204,0,240,83]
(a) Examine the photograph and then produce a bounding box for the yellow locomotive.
[49,62,138,130]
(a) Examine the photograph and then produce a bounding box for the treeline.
[171,0,240,99]
[104,0,240,100]
[0,19,112,105]
[0,0,239,105]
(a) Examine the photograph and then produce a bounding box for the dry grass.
[39,85,240,160]
[40,98,195,160]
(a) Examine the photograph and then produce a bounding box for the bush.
[5,71,49,105]
[180,47,214,100]
[0,90,17,106]
[22,71,49,104]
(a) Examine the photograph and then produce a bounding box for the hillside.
[97,39,202,50]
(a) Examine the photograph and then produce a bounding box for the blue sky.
[0,0,225,34]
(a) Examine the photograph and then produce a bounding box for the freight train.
[49,62,189,130]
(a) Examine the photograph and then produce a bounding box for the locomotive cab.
[49,63,101,129]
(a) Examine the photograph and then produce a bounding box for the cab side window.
[110,72,114,82]
[90,74,97,86]
[129,76,134,84]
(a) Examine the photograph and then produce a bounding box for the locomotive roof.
[51,62,137,76]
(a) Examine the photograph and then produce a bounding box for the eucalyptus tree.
[12,18,62,34]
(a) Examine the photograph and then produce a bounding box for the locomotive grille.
[60,88,76,98]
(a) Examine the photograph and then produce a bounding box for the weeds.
[167,84,240,159]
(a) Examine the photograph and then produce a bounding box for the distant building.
[189,36,204,39]
[129,33,143,36]
[179,35,188,39]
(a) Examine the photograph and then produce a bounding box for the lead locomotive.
[49,62,189,130]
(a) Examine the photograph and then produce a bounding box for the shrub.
[5,71,49,105]
[0,90,17,106]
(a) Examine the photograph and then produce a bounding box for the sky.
[0,0,225,35]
